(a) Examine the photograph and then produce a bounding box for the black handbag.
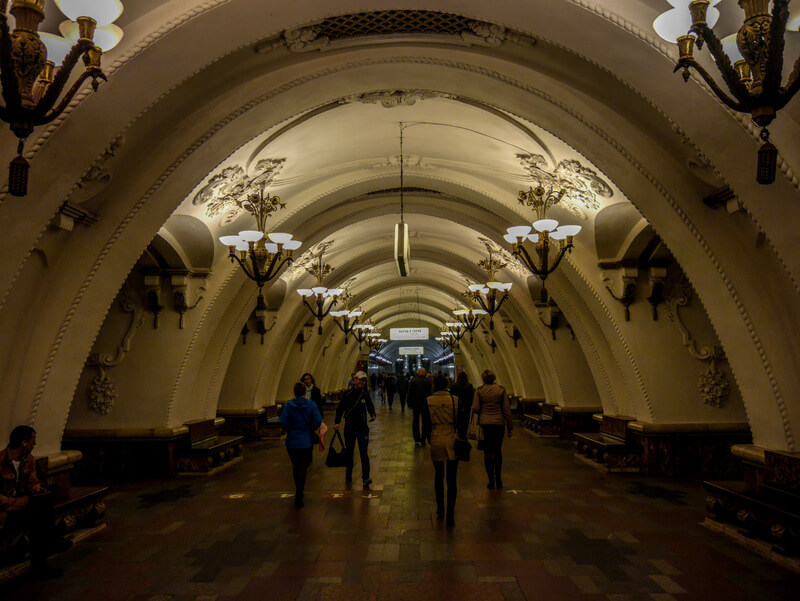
[450,393,471,462]
[325,430,348,468]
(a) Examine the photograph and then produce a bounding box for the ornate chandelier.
[296,253,342,335]
[504,185,581,303]
[0,0,126,196]
[452,308,486,343]
[219,190,300,309]
[352,321,375,349]
[366,332,386,352]
[671,0,800,184]
[469,249,512,330]
[330,293,363,345]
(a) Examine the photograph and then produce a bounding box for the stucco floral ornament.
[698,350,730,409]
[87,374,117,415]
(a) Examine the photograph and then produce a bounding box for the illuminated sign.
[399,346,424,355]
[390,327,429,341]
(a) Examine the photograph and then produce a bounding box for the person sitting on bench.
[1,425,72,579]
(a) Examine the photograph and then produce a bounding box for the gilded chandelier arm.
[0,12,21,115]
[260,253,291,283]
[514,245,545,277]
[675,57,746,111]
[692,23,750,103]
[546,244,573,276]
[32,42,94,122]
[763,0,790,102]
[230,253,257,282]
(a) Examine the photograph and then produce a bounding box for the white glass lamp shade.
[472,309,488,315]
[238,230,264,242]
[297,289,313,297]
[503,233,518,244]
[219,235,241,246]
[264,242,278,253]
[283,239,302,251]
[721,33,744,63]
[40,33,72,65]
[234,240,249,252]
[550,230,567,241]
[533,219,559,232]
[507,225,532,238]
[311,286,328,295]
[652,2,719,44]
[558,224,582,237]
[527,233,540,243]
[468,284,483,292]
[445,322,459,328]
[327,288,343,296]
[500,282,513,291]
[453,309,468,316]
[56,0,124,26]
[59,20,123,51]
[349,310,363,317]
[789,10,800,31]
[329,310,349,317]
[268,232,293,244]
[487,282,504,290]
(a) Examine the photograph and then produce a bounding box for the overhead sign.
[399,346,424,355]
[390,327,429,341]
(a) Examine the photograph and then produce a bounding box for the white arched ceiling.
[0,1,794,455]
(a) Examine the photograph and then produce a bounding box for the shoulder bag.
[450,392,471,462]
[325,430,348,468]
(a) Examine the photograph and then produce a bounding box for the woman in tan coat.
[472,369,513,489]
[427,373,459,527]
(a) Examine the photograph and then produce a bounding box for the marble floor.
[3,400,798,600]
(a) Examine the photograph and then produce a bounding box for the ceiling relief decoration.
[517,154,613,220]
[341,90,453,108]
[283,241,335,281]
[255,10,536,54]
[368,156,434,170]
[192,158,286,218]
[477,237,528,278]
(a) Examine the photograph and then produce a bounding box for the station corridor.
[2,404,797,601]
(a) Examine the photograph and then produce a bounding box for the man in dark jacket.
[385,373,397,410]
[407,368,432,446]
[396,373,409,413]
[1,425,71,578]
[334,371,376,486]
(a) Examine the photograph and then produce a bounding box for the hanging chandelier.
[366,332,386,352]
[296,253,342,335]
[0,0,126,196]
[352,321,375,349]
[452,308,486,343]
[330,293,363,345]
[395,122,411,277]
[666,0,800,184]
[504,185,581,303]
[219,190,300,309]
[469,248,512,330]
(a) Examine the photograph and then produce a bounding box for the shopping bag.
[325,429,348,467]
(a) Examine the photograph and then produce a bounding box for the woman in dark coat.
[280,381,324,507]
[301,372,324,414]
[449,371,474,440]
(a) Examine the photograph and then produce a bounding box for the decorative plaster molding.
[341,89,451,108]
[86,286,143,415]
[69,135,126,205]
[664,275,730,409]
[192,158,286,218]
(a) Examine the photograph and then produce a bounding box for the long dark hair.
[301,372,315,385]
[455,371,470,386]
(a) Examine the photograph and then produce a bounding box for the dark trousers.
[411,403,431,444]
[386,390,396,408]
[287,447,313,501]
[433,459,458,522]
[344,425,370,482]
[481,425,506,485]
[3,494,58,566]
[398,391,407,411]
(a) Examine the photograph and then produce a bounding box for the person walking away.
[1,425,73,579]
[449,371,475,440]
[334,371,376,487]
[472,369,513,489]
[378,372,387,402]
[427,374,460,526]
[279,382,324,508]
[408,368,432,446]
[396,372,409,413]
[301,372,324,415]
[385,373,397,410]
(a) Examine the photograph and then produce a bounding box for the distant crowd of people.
[280,367,513,528]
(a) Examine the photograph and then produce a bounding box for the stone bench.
[574,415,640,472]
[704,447,800,560]
[177,419,243,475]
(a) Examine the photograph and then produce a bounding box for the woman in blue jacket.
[280,381,324,507]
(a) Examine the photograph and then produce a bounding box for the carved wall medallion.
[477,237,528,278]
[341,89,450,108]
[86,286,144,414]
[193,158,286,218]
[282,241,335,280]
[699,357,730,409]
[517,154,613,218]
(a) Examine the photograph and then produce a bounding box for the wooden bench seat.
[574,415,640,472]
[177,419,243,475]
[524,402,561,436]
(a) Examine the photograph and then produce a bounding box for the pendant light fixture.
[394,122,410,277]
